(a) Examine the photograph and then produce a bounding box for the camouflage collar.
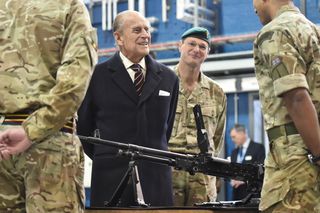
[275,4,300,18]
[173,64,210,91]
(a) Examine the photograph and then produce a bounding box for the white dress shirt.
[236,137,250,163]
[119,51,146,82]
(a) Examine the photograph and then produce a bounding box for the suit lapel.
[108,52,138,104]
[245,141,254,157]
[138,55,162,106]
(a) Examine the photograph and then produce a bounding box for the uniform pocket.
[39,149,63,187]
[259,177,290,211]
[273,135,307,167]
[202,106,214,118]
[260,153,290,211]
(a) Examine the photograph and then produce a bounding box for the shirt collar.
[119,51,146,71]
[174,63,210,91]
[242,137,251,149]
[275,4,300,19]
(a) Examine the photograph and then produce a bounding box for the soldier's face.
[179,37,209,68]
[253,0,272,25]
[114,14,151,63]
[230,129,247,146]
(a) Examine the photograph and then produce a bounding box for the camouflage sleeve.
[22,0,98,143]
[257,30,309,97]
[213,93,227,156]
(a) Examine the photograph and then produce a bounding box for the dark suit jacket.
[77,52,179,207]
[230,140,265,200]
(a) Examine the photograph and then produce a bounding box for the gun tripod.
[104,160,149,207]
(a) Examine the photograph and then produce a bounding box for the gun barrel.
[78,135,193,160]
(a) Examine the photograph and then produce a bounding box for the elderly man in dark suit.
[77,10,178,207]
[230,124,265,200]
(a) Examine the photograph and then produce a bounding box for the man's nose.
[193,44,200,52]
[141,29,150,38]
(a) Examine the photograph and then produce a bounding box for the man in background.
[168,27,227,206]
[78,10,179,207]
[253,0,320,211]
[0,0,97,212]
[230,124,265,200]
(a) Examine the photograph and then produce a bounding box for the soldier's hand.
[0,127,32,160]
[231,179,245,188]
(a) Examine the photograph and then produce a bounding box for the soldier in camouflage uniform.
[169,27,227,206]
[0,0,97,212]
[253,0,320,212]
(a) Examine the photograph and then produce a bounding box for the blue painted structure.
[90,0,320,60]
[221,0,320,52]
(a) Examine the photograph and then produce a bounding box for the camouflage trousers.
[172,169,216,206]
[0,125,85,213]
[259,134,320,212]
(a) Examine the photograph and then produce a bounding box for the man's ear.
[207,45,211,54]
[113,31,123,46]
[178,40,183,53]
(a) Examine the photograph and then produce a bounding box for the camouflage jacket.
[168,65,227,156]
[0,0,98,143]
[254,5,320,131]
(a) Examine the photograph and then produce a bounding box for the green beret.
[181,27,211,44]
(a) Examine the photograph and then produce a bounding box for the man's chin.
[137,49,150,57]
[188,58,202,65]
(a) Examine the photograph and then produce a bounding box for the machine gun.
[80,135,263,206]
[79,105,264,207]
[80,134,264,183]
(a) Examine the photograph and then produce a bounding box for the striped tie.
[131,64,144,96]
